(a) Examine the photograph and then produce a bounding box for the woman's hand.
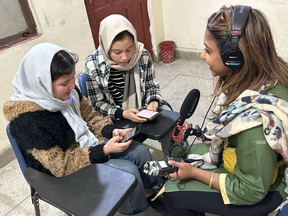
[168,160,195,181]
[147,101,159,111]
[196,137,212,146]
[123,108,147,123]
[168,160,220,190]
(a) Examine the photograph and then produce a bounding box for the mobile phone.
[136,109,160,121]
[121,126,140,142]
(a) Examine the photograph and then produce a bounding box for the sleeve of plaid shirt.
[85,49,162,119]
[140,49,162,106]
[85,50,119,119]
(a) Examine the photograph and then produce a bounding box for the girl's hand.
[112,128,134,137]
[123,108,147,123]
[103,136,132,154]
[168,160,195,181]
[147,101,159,111]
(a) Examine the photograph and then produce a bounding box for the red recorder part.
[171,121,189,142]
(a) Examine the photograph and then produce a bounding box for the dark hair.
[50,50,79,81]
[112,30,134,44]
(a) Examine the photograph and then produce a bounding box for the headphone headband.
[221,5,251,69]
[231,5,251,37]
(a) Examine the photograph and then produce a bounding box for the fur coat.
[3,92,115,177]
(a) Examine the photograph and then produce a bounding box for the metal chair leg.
[30,186,40,216]
[32,195,41,216]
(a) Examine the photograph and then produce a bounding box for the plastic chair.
[6,124,137,216]
[78,72,87,97]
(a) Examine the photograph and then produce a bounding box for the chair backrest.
[6,124,28,173]
[78,72,87,97]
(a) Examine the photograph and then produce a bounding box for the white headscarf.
[11,42,99,148]
[98,14,144,71]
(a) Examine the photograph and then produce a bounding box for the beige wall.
[148,0,164,60]
[149,0,288,60]
[1,0,288,155]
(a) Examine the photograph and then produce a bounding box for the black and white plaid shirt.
[85,48,162,119]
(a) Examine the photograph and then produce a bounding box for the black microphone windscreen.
[180,89,200,119]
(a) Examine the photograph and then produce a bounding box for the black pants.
[164,191,282,216]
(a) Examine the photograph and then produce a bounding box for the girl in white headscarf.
[3,42,161,215]
[85,14,171,123]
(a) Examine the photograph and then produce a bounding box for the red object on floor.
[159,41,175,63]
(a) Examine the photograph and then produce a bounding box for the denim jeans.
[109,140,162,189]
[107,141,161,215]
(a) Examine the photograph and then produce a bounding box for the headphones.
[221,5,251,69]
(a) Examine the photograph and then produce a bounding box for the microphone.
[172,89,200,139]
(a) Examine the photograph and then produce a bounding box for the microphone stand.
[171,121,189,143]
[169,123,210,157]
[183,124,210,142]
[169,121,195,157]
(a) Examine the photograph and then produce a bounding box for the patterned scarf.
[203,89,288,192]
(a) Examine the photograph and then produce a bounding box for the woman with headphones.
[162,5,288,216]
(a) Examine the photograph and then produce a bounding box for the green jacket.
[165,83,288,215]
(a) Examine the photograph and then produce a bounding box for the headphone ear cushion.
[221,41,244,69]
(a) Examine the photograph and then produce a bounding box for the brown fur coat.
[3,97,113,177]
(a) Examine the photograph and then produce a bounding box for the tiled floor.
[0,57,218,216]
